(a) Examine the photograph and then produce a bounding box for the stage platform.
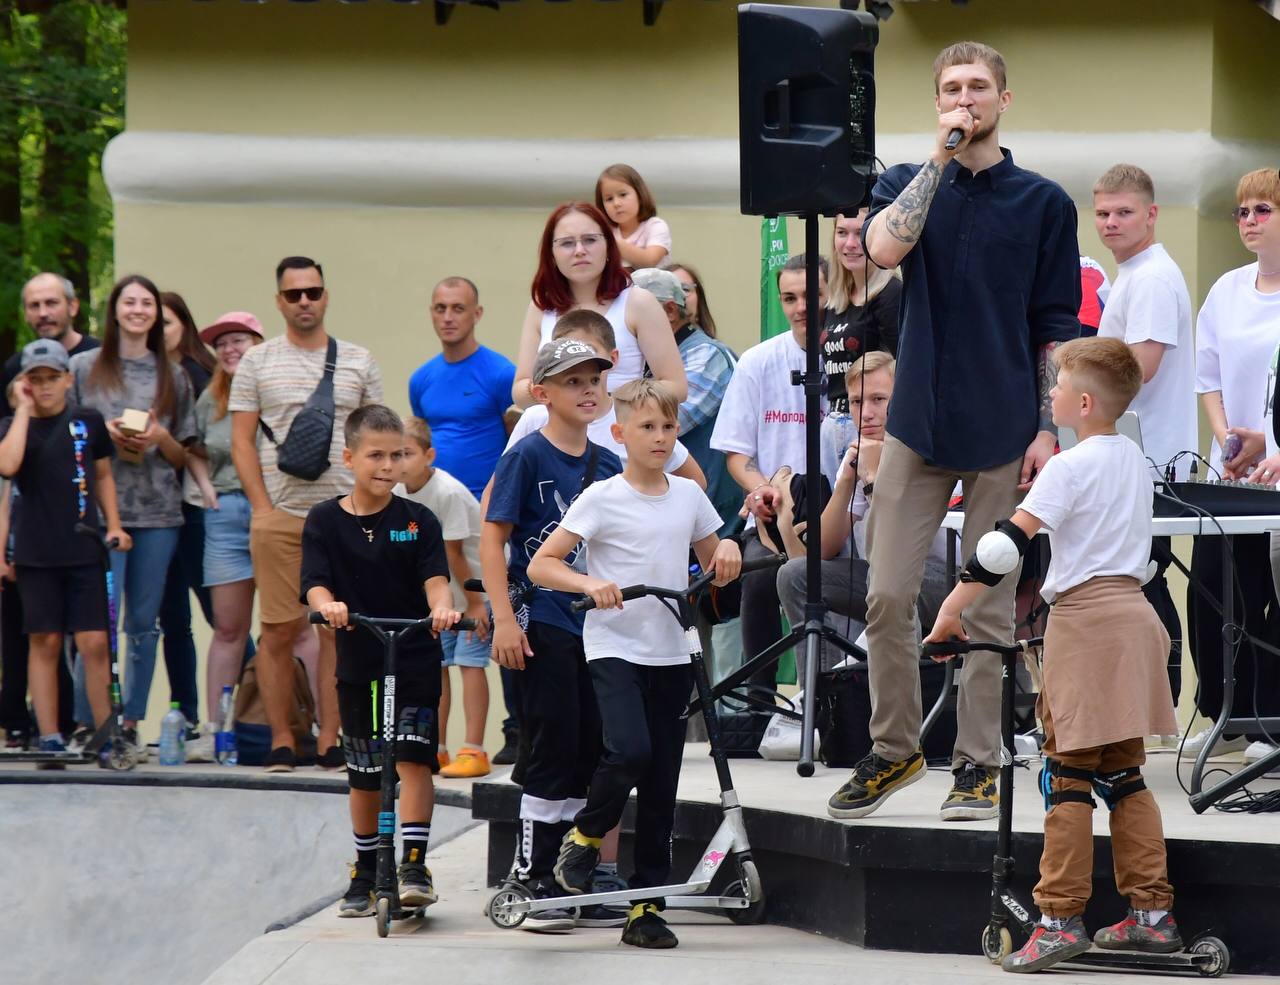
[474,745,1280,975]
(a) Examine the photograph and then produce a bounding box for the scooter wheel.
[723,879,767,925]
[486,884,531,929]
[981,925,1013,963]
[104,741,137,772]
[1189,936,1229,978]
[375,897,391,938]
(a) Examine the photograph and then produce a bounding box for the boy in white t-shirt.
[528,378,741,950]
[395,416,491,778]
[925,338,1179,973]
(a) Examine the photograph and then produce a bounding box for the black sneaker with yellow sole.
[621,903,677,949]
[339,863,375,917]
[940,761,999,821]
[827,748,925,819]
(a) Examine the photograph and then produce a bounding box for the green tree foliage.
[0,0,124,359]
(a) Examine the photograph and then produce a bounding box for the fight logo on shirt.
[389,521,419,543]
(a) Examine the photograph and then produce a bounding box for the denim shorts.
[203,492,254,587]
[440,628,490,668]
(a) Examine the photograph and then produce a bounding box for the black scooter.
[4,523,135,770]
[923,637,1229,978]
[309,609,475,939]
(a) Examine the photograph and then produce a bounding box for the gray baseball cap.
[631,267,686,309]
[532,339,612,384]
[19,339,70,375]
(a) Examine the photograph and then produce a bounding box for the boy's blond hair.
[404,416,432,451]
[1093,164,1155,202]
[845,351,896,393]
[933,41,1006,93]
[552,309,616,353]
[1236,167,1280,206]
[613,378,679,424]
[1053,337,1142,421]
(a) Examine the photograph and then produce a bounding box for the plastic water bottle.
[159,702,186,766]
[215,685,238,767]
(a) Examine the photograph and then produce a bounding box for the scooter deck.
[1065,947,1216,973]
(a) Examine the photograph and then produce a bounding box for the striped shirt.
[228,334,383,517]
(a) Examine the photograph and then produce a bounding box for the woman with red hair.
[511,202,685,408]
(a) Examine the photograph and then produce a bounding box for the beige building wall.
[114,0,1280,737]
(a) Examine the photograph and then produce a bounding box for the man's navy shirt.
[865,150,1081,472]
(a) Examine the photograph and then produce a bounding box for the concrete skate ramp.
[1,783,474,985]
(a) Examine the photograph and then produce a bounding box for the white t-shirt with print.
[1020,434,1153,602]
[560,474,722,666]
[393,468,480,609]
[1195,262,1280,472]
[1098,243,1196,479]
[505,402,690,473]
[711,330,810,481]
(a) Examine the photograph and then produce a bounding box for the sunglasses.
[1232,204,1274,224]
[279,287,324,303]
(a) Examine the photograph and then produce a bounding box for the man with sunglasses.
[229,256,383,772]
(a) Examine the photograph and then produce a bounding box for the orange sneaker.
[437,750,451,770]
[439,748,490,778]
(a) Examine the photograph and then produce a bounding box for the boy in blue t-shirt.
[482,339,621,932]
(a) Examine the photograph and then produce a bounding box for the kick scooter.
[485,553,786,930]
[7,523,136,770]
[310,609,475,938]
[923,637,1229,978]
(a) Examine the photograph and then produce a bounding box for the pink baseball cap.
[200,311,265,346]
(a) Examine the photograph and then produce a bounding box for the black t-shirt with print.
[0,406,114,567]
[300,495,451,684]
[821,277,902,413]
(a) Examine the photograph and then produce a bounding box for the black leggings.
[0,579,74,736]
[575,659,692,891]
[1187,533,1280,740]
[517,621,601,882]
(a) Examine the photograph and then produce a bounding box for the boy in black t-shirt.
[482,338,622,932]
[0,340,128,764]
[301,404,461,918]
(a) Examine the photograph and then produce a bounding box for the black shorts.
[15,564,108,635]
[337,676,441,791]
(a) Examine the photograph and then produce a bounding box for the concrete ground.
[206,825,1208,985]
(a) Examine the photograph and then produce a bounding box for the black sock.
[402,820,431,865]
[353,831,377,872]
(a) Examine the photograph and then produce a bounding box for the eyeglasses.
[1232,204,1274,224]
[279,287,324,303]
[551,234,606,252]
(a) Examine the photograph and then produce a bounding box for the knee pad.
[1039,757,1097,811]
[1091,766,1146,811]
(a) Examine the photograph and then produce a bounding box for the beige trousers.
[864,435,1023,768]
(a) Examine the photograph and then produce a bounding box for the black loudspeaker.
[738,4,878,217]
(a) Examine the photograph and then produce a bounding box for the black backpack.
[260,337,338,481]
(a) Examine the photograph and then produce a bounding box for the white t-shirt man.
[1020,434,1153,602]
[560,474,722,665]
[1097,243,1196,480]
[1195,261,1280,472]
[393,468,480,609]
[710,331,810,524]
[506,401,690,473]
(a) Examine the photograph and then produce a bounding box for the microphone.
[945,128,964,151]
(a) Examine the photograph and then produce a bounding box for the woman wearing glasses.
[1185,168,1280,763]
[69,274,197,759]
[511,202,686,408]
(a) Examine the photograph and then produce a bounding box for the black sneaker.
[553,829,600,895]
[577,868,629,928]
[316,745,345,771]
[492,731,519,767]
[827,748,925,819]
[621,903,678,949]
[67,725,93,753]
[397,860,437,909]
[940,761,999,821]
[263,746,296,773]
[1003,916,1091,972]
[339,863,375,917]
[522,880,576,934]
[5,728,29,751]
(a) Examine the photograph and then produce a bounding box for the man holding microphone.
[826,42,1082,821]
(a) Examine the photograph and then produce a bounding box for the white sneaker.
[1242,740,1280,777]
[185,724,216,764]
[1178,728,1247,759]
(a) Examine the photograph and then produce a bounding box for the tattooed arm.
[1019,342,1060,491]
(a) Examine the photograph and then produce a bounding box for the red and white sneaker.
[1002,916,1092,973]
[1093,909,1183,953]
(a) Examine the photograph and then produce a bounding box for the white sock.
[1040,915,1068,931]
[1136,908,1168,926]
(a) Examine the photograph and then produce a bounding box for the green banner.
[760,217,790,340]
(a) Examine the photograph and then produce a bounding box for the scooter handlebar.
[570,552,787,613]
[921,637,1044,659]
[571,586,649,613]
[308,611,477,632]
